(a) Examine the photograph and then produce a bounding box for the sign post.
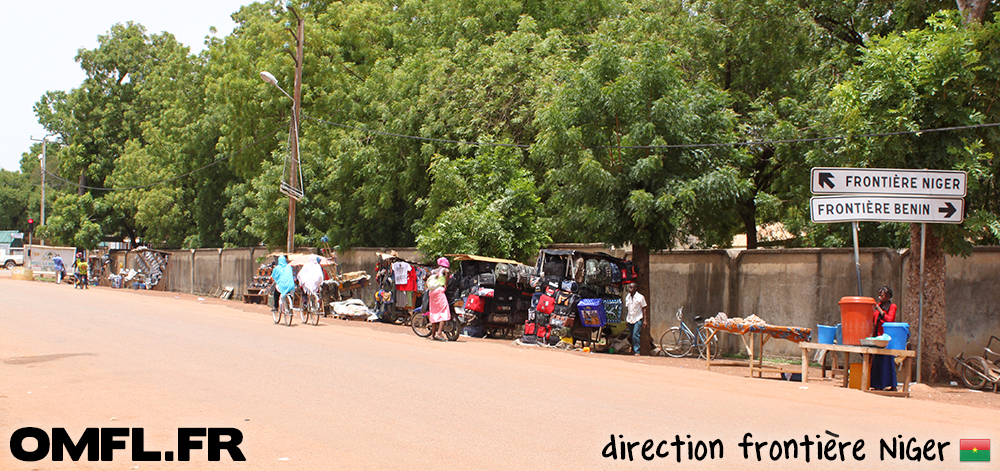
[811,167,967,384]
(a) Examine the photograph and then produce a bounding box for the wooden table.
[799,342,916,397]
[703,320,812,378]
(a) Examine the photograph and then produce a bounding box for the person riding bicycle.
[297,255,324,302]
[270,255,296,313]
[74,253,89,289]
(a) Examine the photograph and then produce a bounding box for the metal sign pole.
[917,223,926,383]
[853,221,862,296]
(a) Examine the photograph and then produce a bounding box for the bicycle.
[952,335,1000,392]
[658,307,717,359]
[300,290,321,326]
[273,291,294,326]
[410,305,462,341]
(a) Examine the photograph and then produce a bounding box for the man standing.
[625,282,647,355]
[53,254,65,284]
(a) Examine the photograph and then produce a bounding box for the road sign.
[811,167,967,197]
[810,195,964,224]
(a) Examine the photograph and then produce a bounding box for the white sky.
[0,0,255,172]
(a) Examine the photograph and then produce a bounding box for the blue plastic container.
[816,325,837,344]
[882,322,910,350]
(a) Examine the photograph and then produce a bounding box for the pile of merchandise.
[521,249,637,347]
[373,252,432,324]
[453,254,535,338]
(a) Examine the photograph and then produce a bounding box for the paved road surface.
[1,275,995,470]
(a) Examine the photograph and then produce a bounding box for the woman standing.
[870,286,898,391]
[427,257,451,341]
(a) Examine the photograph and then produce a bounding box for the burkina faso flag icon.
[960,439,990,462]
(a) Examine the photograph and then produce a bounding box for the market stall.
[449,253,534,339]
[703,313,812,378]
[373,252,432,324]
[523,249,635,350]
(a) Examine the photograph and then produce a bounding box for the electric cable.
[42,127,282,192]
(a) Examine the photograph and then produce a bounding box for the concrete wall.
[943,247,1000,357]
[134,244,997,360]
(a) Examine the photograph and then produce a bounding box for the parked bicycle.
[952,335,1000,392]
[658,307,717,359]
[273,291,294,326]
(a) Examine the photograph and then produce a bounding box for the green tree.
[0,170,35,232]
[414,145,550,262]
[34,22,194,246]
[38,193,103,249]
[825,10,1000,382]
[533,14,736,352]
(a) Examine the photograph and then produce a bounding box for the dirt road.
[1,274,996,470]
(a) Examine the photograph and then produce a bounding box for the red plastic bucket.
[839,296,875,346]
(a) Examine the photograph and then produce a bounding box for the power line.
[306,115,1000,150]
[43,128,282,192]
[303,116,531,148]
[28,117,1000,193]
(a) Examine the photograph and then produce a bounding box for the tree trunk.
[905,224,951,383]
[634,243,653,355]
[739,200,758,249]
[955,0,990,24]
[78,170,86,196]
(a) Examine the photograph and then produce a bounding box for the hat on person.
[437,257,450,268]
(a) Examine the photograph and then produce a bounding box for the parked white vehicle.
[1,246,24,269]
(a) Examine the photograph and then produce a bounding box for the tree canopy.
[5,0,996,259]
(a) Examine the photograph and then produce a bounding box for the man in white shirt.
[625,282,648,355]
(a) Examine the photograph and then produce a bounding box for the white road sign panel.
[811,167,967,197]
[811,195,964,224]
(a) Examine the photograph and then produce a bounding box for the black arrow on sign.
[939,202,957,218]
[818,172,835,189]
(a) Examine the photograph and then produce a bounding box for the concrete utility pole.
[30,133,58,242]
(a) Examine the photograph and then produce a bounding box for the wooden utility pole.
[286,11,305,254]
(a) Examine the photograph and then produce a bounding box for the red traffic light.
[28,218,34,224]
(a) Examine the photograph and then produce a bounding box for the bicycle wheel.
[444,319,461,341]
[272,296,282,324]
[659,327,693,358]
[299,302,309,325]
[410,313,432,337]
[283,295,293,326]
[310,299,320,325]
[696,326,718,360]
[960,357,990,390]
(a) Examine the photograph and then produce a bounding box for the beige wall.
[132,245,996,359]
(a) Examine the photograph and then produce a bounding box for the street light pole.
[30,132,58,241]
[260,12,304,255]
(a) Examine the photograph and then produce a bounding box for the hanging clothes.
[391,261,411,285]
[416,266,428,293]
[400,265,417,291]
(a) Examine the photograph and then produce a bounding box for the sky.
[0,0,255,172]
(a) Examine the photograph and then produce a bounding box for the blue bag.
[577,298,607,327]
